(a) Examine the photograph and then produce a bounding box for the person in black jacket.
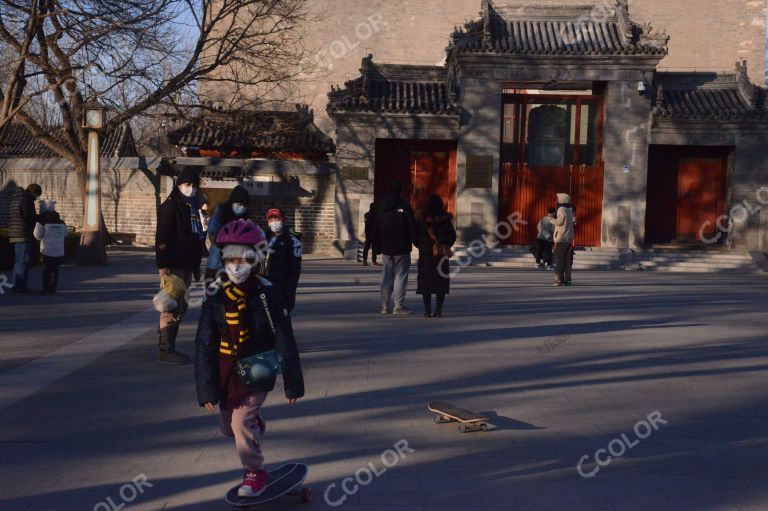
[261,208,302,311]
[371,181,416,316]
[415,195,457,318]
[8,183,41,293]
[195,219,304,498]
[205,185,251,281]
[362,202,379,266]
[155,167,205,364]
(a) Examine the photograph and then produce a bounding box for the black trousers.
[554,243,573,283]
[42,256,63,291]
[535,239,553,265]
[363,240,378,264]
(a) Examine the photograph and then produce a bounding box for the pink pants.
[219,392,269,470]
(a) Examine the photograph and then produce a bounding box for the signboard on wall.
[201,176,271,196]
[341,166,369,181]
[465,155,493,189]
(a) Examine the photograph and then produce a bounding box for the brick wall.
[0,158,162,246]
[0,158,339,253]
[230,0,765,134]
[242,173,337,254]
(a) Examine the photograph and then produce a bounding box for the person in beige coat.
[551,193,575,286]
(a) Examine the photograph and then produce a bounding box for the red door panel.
[411,151,450,213]
[375,140,456,216]
[677,157,725,241]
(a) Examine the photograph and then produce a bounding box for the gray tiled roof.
[167,106,335,156]
[327,57,459,115]
[449,1,668,57]
[0,122,137,158]
[653,64,768,122]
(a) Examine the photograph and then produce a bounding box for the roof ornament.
[615,0,633,41]
[481,0,493,42]
[734,60,758,108]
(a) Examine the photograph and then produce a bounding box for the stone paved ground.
[1,252,768,511]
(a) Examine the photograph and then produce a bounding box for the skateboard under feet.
[225,463,311,508]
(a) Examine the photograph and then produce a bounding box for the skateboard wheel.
[458,424,466,433]
[300,487,312,503]
[480,423,488,432]
[433,415,442,424]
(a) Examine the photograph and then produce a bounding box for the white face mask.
[232,203,247,217]
[179,184,197,198]
[269,220,284,234]
[225,262,253,284]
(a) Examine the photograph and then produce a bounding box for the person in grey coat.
[551,193,575,286]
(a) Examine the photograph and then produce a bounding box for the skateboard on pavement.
[225,463,311,508]
[428,401,489,433]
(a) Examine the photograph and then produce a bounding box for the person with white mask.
[195,218,304,499]
[205,185,251,281]
[261,208,302,312]
[154,166,205,364]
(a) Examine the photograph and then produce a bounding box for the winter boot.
[157,324,190,365]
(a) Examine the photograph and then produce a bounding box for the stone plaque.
[341,166,369,181]
[465,155,493,189]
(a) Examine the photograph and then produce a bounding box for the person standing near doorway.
[9,183,41,294]
[414,194,456,318]
[372,181,416,316]
[155,167,205,364]
[535,208,556,269]
[362,202,379,266]
[551,193,575,286]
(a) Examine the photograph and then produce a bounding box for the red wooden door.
[375,139,457,215]
[411,151,451,213]
[676,157,725,242]
[500,162,603,246]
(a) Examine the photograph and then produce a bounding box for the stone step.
[638,262,755,269]
[637,254,755,262]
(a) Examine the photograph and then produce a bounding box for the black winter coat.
[155,188,203,270]
[263,230,302,311]
[8,188,38,241]
[194,276,305,406]
[415,214,457,295]
[371,193,415,256]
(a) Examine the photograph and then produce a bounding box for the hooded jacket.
[206,203,250,272]
[371,193,415,256]
[33,211,67,258]
[552,194,575,244]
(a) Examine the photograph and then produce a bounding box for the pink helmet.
[216,219,266,247]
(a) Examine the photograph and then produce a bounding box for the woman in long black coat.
[415,194,457,318]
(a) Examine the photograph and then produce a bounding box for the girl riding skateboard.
[195,219,305,498]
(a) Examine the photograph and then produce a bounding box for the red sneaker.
[238,469,268,497]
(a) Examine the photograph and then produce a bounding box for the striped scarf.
[220,280,252,356]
